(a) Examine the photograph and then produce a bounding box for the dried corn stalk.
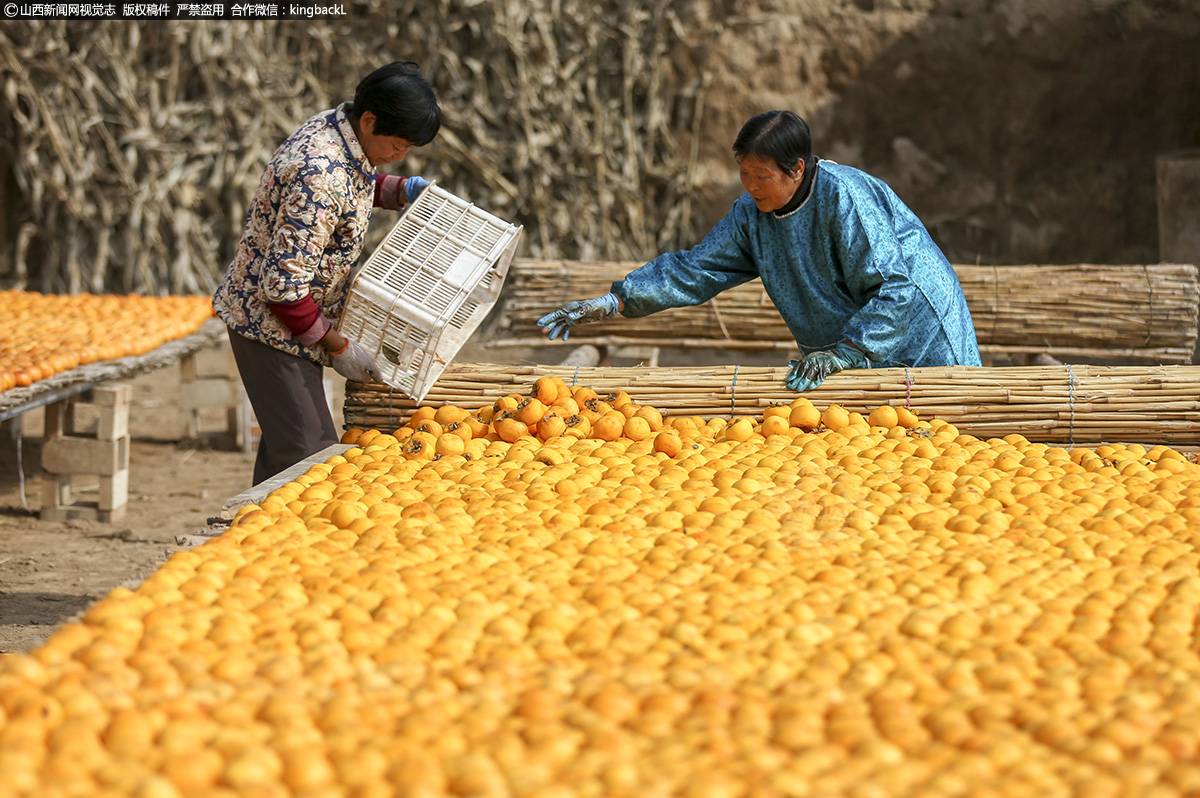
[0,7,717,293]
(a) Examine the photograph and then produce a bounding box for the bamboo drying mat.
[490,260,1200,364]
[0,318,227,421]
[343,363,1200,444]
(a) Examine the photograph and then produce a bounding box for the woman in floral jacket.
[213,61,441,484]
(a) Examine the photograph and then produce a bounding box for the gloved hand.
[330,337,383,383]
[786,342,869,391]
[404,176,431,203]
[536,292,621,341]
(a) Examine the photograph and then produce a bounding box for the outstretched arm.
[612,209,759,317]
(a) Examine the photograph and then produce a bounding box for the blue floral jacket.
[613,160,982,369]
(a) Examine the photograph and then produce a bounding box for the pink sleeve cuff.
[267,296,330,345]
[373,174,407,211]
[295,315,332,347]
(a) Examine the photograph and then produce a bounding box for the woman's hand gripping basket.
[338,182,523,402]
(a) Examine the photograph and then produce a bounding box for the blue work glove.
[786,342,869,391]
[404,176,431,203]
[537,292,621,341]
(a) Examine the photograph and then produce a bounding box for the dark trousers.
[227,328,338,486]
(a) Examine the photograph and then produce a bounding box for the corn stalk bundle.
[0,7,717,293]
[343,362,1200,444]
[490,259,1200,364]
[0,24,293,295]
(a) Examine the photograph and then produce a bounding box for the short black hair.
[350,61,441,146]
[732,111,812,178]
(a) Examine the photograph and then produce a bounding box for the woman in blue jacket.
[538,110,981,390]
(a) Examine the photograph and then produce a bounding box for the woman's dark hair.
[732,110,812,178]
[350,61,441,146]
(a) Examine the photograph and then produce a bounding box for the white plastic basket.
[338,182,522,402]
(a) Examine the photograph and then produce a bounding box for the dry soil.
[0,350,264,654]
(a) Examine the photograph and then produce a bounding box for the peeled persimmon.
[868,405,899,428]
[821,403,851,431]
[515,397,548,426]
[589,411,624,442]
[537,412,567,440]
[433,405,469,426]
[761,415,791,438]
[623,415,652,442]
[722,417,755,443]
[563,414,591,438]
[1,291,213,392]
[434,433,466,457]
[14,379,1200,798]
[652,430,682,458]
[789,402,821,430]
[532,376,560,405]
[495,416,528,443]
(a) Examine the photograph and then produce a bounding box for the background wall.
[0,0,1196,293]
[688,0,1200,267]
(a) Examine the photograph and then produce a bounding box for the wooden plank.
[89,383,132,408]
[41,505,97,523]
[180,352,199,383]
[99,469,129,512]
[42,473,71,509]
[43,398,68,439]
[42,436,130,476]
[182,377,238,408]
[220,443,354,517]
[0,317,227,422]
[40,502,126,524]
[97,400,130,441]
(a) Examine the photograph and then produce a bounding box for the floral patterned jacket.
[213,104,400,365]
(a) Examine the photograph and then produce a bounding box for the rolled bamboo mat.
[490,260,1200,364]
[342,363,1200,444]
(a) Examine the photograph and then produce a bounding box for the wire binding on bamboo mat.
[1067,364,1077,447]
[342,363,1200,444]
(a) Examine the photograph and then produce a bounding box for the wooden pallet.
[40,384,132,523]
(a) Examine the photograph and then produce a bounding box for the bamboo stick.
[490,260,1200,364]
[342,363,1200,444]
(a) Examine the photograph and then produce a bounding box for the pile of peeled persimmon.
[0,290,214,392]
[7,377,1200,797]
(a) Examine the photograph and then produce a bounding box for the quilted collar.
[329,103,376,182]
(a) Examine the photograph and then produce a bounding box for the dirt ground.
[0,346,276,654]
